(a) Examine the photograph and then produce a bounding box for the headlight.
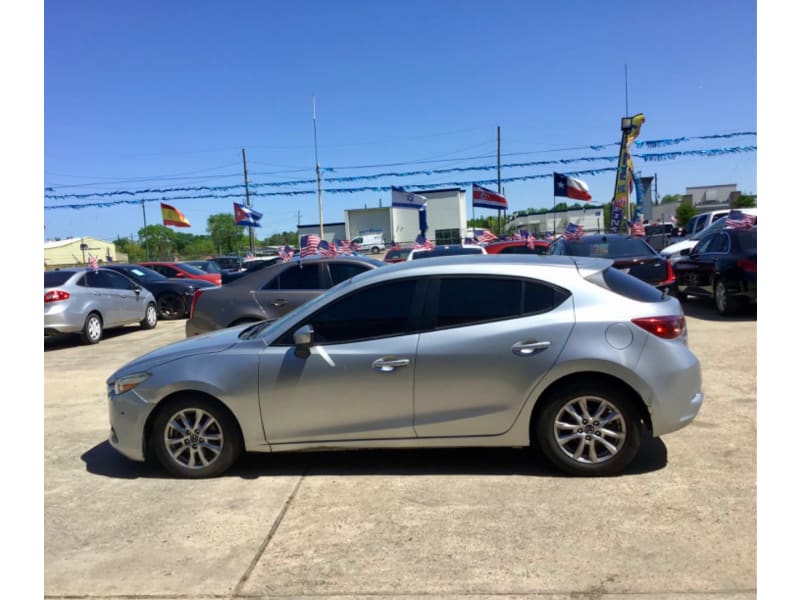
[113,373,150,395]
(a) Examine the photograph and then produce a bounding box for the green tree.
[138,225,177,260]
[674,204,697,228]
[207,213,246,255]
[734,194,756,208]
[660,194,683,204]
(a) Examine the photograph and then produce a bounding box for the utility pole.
[313,96,324,239]
[242,148,255,253]
[141,199,151,260]
[496,125,502,234]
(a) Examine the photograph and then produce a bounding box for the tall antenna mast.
[313,96,324,239]
[625,64,629,115]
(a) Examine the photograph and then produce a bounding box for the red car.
[484,239,550,255]
[139,261,222,286]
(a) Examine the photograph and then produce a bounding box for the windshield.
[120,266,166,282]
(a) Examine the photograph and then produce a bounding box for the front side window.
[304,279,418,344]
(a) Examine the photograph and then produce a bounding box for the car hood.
[660,239,696,257]
[107,325,244,382]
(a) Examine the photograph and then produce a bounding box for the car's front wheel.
[140,303,158,329]
[81,312,103,345]
[156,293,186,320]
[151,396,242,478]
[534,381,641,476]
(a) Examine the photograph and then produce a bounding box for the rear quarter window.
[44,271,74,286]
[586,267,666,302]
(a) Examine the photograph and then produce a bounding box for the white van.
[350,233,386,254]
[661,208,757,262]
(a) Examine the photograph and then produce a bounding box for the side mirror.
[680,248,691,256]
[293,324,315,359]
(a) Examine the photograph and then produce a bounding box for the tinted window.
[735,230,757,252]
[524,281,570,313]
[499,245,535,254]
[85,270,132,290]
[329,262,371,286]
[271,264,321,290]
[119,266,165,282]
[45,271,74,286]
[308,280,417,343]
[385,248,411,260]
[436,278,522,327]
[707,233,729,253]
[586,267,665,302]
[175,263,208,275]
[561,238,655,258]
[412,247,484,260]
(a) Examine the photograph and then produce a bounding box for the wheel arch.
[142,390,245,462]
[528,371,653,441]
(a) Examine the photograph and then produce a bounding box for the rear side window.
[264,264,321,290]
[735,230,757,252]
[435,277,570,328]
[44,271,74,286]
[586,267,665,302]
[499,245,535,254]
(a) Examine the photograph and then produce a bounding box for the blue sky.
[42,0,758,241]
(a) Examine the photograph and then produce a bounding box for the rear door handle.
[372,357,410,372]
[511,340,551,356]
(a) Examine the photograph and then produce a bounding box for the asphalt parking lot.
[43,301,757,600]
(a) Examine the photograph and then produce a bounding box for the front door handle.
[372,357,410,372]
[511,340,551,356]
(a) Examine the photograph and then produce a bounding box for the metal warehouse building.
[44,237,123,269]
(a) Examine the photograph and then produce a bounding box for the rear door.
[412,276,574,437]
[252,263,325,318]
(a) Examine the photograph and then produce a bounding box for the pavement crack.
[231,473,306,598]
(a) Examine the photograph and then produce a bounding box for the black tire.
[150,396,242,479]
[156,293,186,320]
[370,246,381,254]
[140,302,158,330]
[81,312,103,345]
[714,278,740,316]
[534,381,641,476]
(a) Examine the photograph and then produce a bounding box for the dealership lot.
[44,302,757,599]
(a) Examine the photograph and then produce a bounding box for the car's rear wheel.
[535,381,641,476]
[714,278,738,316]
[81,312,103,345]
[371,246,381,254]
[151,396,242,478]
[140,303,158,329]
[156,293,186,320]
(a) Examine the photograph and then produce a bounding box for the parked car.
[383,246,413,263]
[643,223,677,252]
[484,239,550,255]
[139,261,222,286]
[105,264,218,320]
[186,255,385,336]
[548,233,675,292]
[209,256,244,271]
[407,244,487,260]
[107,254,703,478]
[350,233,386,254]
[673,226,757,315]
[661,208,757,263]
[45,267,157,344]
[220,256,284,284]
[184,260,223,274]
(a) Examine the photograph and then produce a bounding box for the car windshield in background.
[120,266,167,282]
[411,247,485,259]
[385,248,412,260]
[562,238,655,258]
[174,263,209,275]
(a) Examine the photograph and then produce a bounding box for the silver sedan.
[107,255,703,478]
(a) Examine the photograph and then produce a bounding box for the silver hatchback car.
[107,255,703,478]
[45,267,158,344]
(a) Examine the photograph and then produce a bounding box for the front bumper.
[108,389,157,462]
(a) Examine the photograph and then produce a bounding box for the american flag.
[317,240,336,257]
[350,241,360,253]
[628,220,646,237]
[246,251,254,260]
[279,245,294,262]
[725,211,756,230]
[336,239,352,255]
[300,234,321,257]
[478,230,498,244]
[414,234,434,249]
[562,223,585,241]
[87,254,99,272]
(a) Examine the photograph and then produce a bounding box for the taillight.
[736,259,757,273]
[188,289,205,318]
[659,260,676,287]
[632,316,685,339]
[44,290,70,303]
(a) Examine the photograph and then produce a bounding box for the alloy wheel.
[163,407,224,470]
[552,395,626,465]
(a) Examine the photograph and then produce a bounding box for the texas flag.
[472,184,508,210]
[554,173,592,201]
[233,202,263,227]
